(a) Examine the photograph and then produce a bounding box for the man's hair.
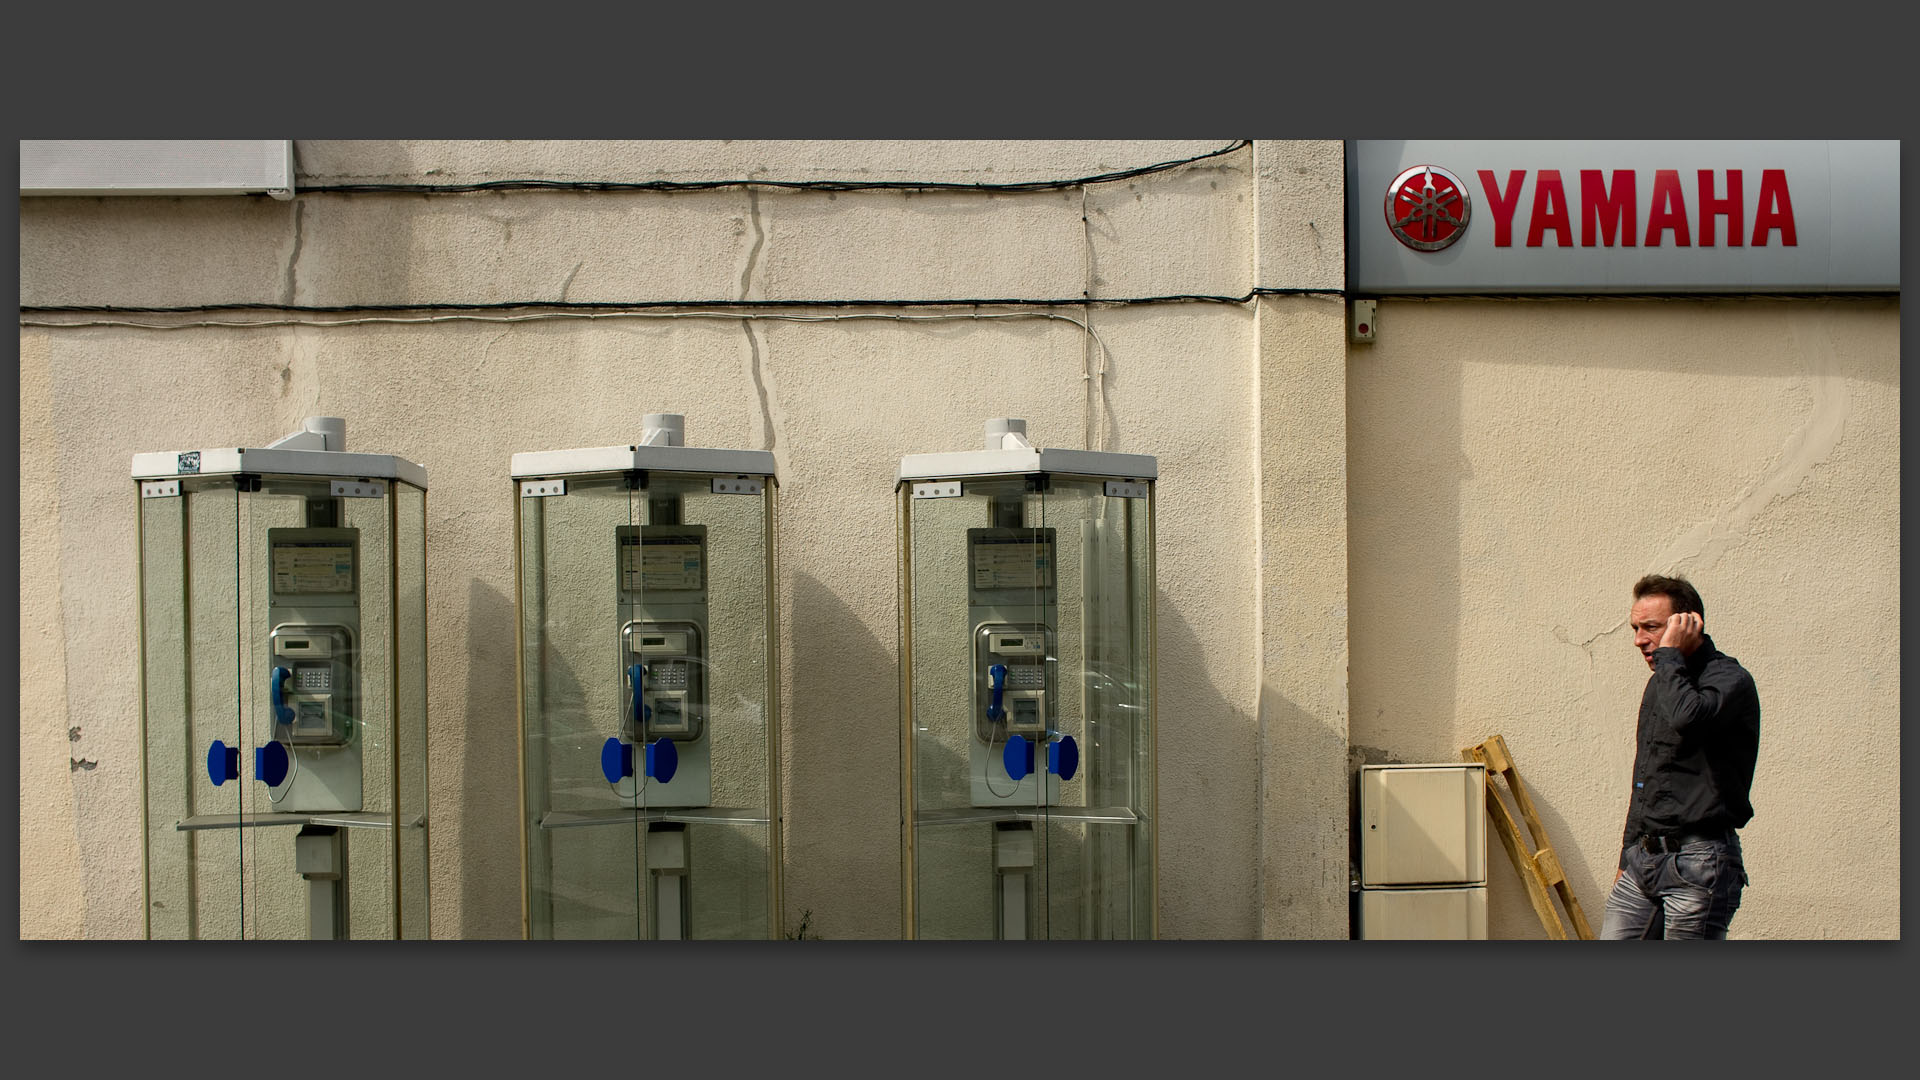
[1633,574,1704,617]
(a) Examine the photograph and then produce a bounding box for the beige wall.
[20,140,1349,940]
[1347,297,1900,939]
[18,140,1897,940]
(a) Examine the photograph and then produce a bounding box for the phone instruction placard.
[622,532,705,592]
[272,542,355,595]
[971,534,1054,591]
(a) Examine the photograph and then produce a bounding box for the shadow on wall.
[1153,596,1262,939]
[1255,682,1353,939]
[782,569,899,940]
[1345,326,1468,932]
[461,577,522,938]
[1473,740,1604,941]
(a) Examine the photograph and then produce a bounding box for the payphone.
[134,416,430,940]
[608,520,710,807]
[515,414,782,940]
[259,526,363,811]
[899,418,1157,940]
[967,526,1062,807]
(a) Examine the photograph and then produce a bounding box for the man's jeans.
[1599,832,1747,940]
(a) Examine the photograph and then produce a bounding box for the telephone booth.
[899,419,1156,939]
[134,417,430,939]
[514,414,781,939]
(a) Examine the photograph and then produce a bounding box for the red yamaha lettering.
[1526,170,1573,248]
[1697,170,1743,248]
[1459,167,1797,250]
[1753,169,1797,246]
[1411,165,1800,253]
[1581,170,1636,247]
[1645,170,1691,247]
[1478,169,1525,248]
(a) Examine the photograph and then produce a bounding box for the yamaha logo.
[1386,165,1471,252]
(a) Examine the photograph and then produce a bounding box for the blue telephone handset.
[987,663,1007,724]
[630,663,650,730]
[270,666,294,727]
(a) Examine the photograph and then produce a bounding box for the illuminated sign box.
[1347,141,1898,294]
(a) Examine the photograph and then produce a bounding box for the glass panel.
[234,478,374,938]
[683,821,769,939]
[392,481,430,939]
[1131,487,1155,938]
[904,474,1154,940]
[140,488,193,939]
[521,472,775,939]
[191,482,249,938]
[340,486,395,939]
[907,476,1056,938]
[141,473,436,940]
[521,475,643,938]
[142,480,246,938]
[1043,478,1154,939]
[673,478,771,940]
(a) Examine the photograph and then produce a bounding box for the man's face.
[1630,594,1676,669]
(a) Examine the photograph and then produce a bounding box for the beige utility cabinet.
[1357,763,1487,939]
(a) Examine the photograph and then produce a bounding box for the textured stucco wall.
[21,139,1337,940]
[1252,140,1351,938]
[18,331,88,938]
[1346,297,1900,940]
[19,140,1895,941]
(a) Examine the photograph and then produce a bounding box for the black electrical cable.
[19,287,1345,319]
[294,141,1252,196]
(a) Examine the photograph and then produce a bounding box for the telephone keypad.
[650,662,690,690]
[1002,664,1046,690]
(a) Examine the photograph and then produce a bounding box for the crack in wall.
[1544,312,1849,721]
[1552,622,1611,714]
[1656,307,1849,578]
[738,190,784,463]
[281,201,305,306]
[479,328,513,378]
[1556,620,1623,651]
[558,260,583,302]
[287,327,322,416]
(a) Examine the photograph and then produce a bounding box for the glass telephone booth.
[514,414,782,939]
[899,419,1156,939]
[134,417,430,939]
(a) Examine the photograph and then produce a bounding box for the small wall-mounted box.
[1350,299,1378,343]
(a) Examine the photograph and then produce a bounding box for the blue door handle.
[601,737,679,785]
[208,740,240,785]
[1047,735,1079,781]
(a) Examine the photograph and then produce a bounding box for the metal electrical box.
[1358,763,1487,939]
[1359,887,1486,939]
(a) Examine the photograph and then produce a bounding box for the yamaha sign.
[1348,141,1898,294]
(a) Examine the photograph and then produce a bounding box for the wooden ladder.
[1461,734,1595,940]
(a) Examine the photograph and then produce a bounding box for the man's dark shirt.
[1618,634,1760,868]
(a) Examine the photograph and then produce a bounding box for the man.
[1599,574,1760,940]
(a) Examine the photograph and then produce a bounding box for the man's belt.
[1638,830,1729,854]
